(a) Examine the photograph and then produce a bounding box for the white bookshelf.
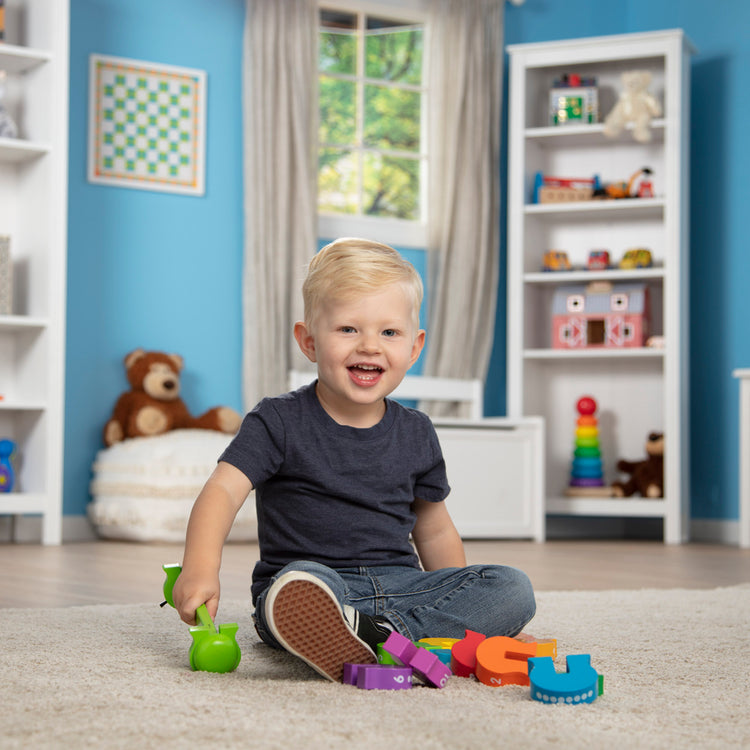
[506,30,694,543]
[0,2,69,543]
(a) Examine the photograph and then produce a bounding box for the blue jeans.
[253,561,536,647]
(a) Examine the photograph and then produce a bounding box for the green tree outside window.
[318,10,425,221]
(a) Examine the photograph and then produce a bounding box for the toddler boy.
[173,238,535,681]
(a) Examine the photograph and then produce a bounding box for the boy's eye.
[382,329,398,337]
[339,326,356,334]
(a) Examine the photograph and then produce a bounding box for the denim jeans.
[253,560,536,648]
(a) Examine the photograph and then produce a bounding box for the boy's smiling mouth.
[347,364,384,384]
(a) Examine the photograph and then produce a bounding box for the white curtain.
[422,0,504,416]
[242,0,318,409]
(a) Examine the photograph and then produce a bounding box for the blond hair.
[302,238,423,330]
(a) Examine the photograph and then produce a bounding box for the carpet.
[3,585,750,749]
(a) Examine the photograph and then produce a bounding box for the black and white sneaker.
[265,571,385,682]
[348,608,395,651]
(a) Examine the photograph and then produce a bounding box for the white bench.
[289,371,545,541]
[288,370,485,420]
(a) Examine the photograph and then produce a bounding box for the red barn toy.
[552,282,650,349]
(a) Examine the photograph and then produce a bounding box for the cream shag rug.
[3,585,750,749]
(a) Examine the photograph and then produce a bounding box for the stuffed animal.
[611,432,664,498]
[103,349,242,447]
[603,70,662,143]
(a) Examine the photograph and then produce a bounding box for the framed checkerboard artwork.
[88,55,206,195]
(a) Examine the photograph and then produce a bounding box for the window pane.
[319,76,357,146]
[319,32,356,75]
[363,152,419,220]
[365,26,423,85]
[364,84,420,152]
[321,10,356,31]
[318,148,358,214]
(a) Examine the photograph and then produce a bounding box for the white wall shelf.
[0,136,51,161]
[0,2,70,544]
[0,42,51,74]
[506,30,693,543]
[523,348,664,361]
[547,496,667,518]
[524,268,665,284]
[0,314,49,331]
[524,199,665,220]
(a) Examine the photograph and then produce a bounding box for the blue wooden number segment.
[528,654,602,704]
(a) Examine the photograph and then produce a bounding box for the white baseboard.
[546,516,742,545]
[0,514,740,546]
[0,515,97,544]
[689,519,740,546]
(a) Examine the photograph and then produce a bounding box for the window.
[611,293,629,311]
[567,294,585,313]
[318,5,427,244]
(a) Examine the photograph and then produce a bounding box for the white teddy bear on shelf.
[603,70,662,143]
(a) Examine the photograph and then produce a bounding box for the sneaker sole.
[265,572,376,682]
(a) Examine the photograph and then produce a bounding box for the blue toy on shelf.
[0,439,16,492]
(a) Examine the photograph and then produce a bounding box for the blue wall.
[65,0,245,514]
[66,0,749,530]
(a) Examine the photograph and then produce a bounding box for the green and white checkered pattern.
[90,57,205,194]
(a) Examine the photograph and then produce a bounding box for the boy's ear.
[294,321,317,362]
[409,329,426,368]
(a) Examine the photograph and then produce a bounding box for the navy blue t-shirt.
[219,383,450,601]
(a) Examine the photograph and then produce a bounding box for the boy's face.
[294,284,425,427]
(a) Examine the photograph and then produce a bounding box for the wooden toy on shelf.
[619,248,653,269]
[566,397,615,498]
[593,167,654,199]
[533,172,601,204]
[543,250,572,272]
[549,73,598,126]
[552,281,651,350]
[586,250,610,270]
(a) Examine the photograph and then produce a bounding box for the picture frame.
[88,54,206,196]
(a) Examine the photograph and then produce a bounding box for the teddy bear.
[103,348,242,447]
[603,70,662,143]
[611,432,664,498]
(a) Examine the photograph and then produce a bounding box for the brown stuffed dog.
[611,432,664,498]
[103,348,242,446]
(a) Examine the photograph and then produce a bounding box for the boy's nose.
[357,332,381,353]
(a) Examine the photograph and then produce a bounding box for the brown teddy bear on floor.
[611,432,664,498]
[103,348,242,446]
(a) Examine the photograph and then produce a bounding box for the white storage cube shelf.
[0,1,69,543]
[506,31,693,543]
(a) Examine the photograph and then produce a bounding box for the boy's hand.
[172,570,220,626]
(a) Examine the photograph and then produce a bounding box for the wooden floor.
[1,539,749,609]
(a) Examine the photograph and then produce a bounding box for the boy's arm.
[411,497,466,571]
[172,461,253,625]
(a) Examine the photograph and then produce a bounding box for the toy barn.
[552,282,651,349]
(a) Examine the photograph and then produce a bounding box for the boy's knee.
[480,564,536,631]
[277,560,332,579]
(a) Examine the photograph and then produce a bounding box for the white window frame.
[317,0,429,247]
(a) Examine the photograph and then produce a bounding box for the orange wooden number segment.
[475,636,538,687]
